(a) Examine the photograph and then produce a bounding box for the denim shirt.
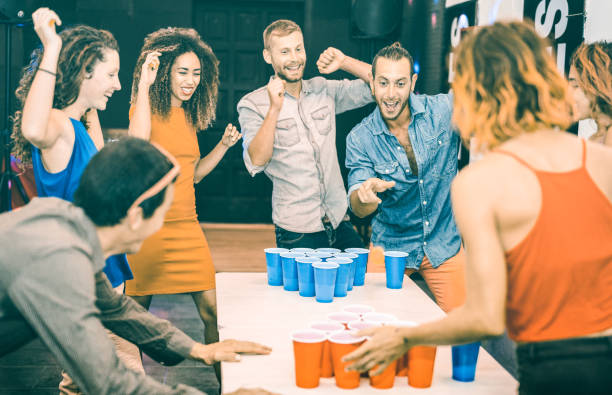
[346,93,461,269]
[238,76,373,233]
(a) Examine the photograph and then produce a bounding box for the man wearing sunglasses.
[0,138,272,395]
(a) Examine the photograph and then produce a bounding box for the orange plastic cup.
[407,345,437,388]
[309,321,345,378]
[291,329,327,388]
[393,321,417,377]
[396,353,409,376]
[369,359,398,389]
[327,311,360,329]
[329,331,366,389]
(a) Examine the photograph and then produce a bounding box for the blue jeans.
[275,220,364,250]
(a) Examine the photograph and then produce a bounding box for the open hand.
[190,339,272,365]
[343,325,408,375]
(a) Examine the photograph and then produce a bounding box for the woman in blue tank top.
[11,7,147,387]
[11,10,131,287]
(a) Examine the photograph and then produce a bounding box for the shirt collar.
[266,76,312,96]
[371,94,426,135]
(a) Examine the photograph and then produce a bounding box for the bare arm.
[21,8,65,149]
[344,167,507,373]
[194,124,242,183]
[317,47,371,83]
[127,52,161,140]
[246,78,285,167]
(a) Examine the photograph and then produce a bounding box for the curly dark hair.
[11,25,119,164]
[131,27,219,131]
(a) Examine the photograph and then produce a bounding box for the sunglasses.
[129,142,180,212]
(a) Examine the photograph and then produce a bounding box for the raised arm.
[194,123,242,183]
[243,77,285,167]
[128,51,161,140]
[20,8,67,150]
[344,166,507,374]
[317,47,371,83]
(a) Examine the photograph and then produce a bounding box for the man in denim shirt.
[238,19,374,249]
[346,43,465,312]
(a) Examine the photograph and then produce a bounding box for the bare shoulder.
[585,141,612,197]
[452,154,508,199]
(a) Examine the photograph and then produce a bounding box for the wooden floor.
[0,224,517,394]
[201,223,274,272]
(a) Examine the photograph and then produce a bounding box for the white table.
[217,273,518,394]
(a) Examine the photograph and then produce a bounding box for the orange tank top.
[499,140,612,342]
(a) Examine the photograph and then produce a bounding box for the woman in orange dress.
[126,27,241,382]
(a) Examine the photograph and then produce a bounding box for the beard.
[276,65,304,83]
[378,93,411,121]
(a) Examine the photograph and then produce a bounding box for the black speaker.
[351,0,403,39]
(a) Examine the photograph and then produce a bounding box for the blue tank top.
[31,118,133,287]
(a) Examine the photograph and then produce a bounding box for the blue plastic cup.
[345,248,369,286]
[315,247,341,255]
[452,342,480,382]
[384,251,408,289]
[312,262,339,303]
[334,252,358,291]
[308,251,333,261]
[327,257,352,297]
[264,248,289,286]
[291,248,315,255]
[295,257,321,297]
[281,252,306,291]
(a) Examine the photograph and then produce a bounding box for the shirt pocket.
[374,161,400,182]
[311,105,332,135]
[425,129,456,178]
[275,118,300,148]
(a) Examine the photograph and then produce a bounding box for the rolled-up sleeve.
[94,273,195,366]
[237,97,267,176]
[8,254,204,395]
[345,131,376,210]
[326,79,373,114]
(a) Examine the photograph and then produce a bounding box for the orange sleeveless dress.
[125,107,216,295]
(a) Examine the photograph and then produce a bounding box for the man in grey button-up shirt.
[238,19,374,249]
[0,139,271,395]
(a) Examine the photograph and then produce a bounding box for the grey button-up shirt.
[238,76,373,233]
[0,198,203,395]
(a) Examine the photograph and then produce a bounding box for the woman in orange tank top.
[125,27,242,383]
[343,22,612,394]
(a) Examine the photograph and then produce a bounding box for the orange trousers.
[368,246,466,313]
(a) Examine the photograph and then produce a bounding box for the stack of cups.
[291,329,327,388]
[343,304,375,317]
[309,321,345,378]
[315,247,341,255]
[384,251,409,289]
[291,247,315,254]
[345,248,369,286]
[328,331,367,389]
[452,342,480,382]
[327,312,360,330]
